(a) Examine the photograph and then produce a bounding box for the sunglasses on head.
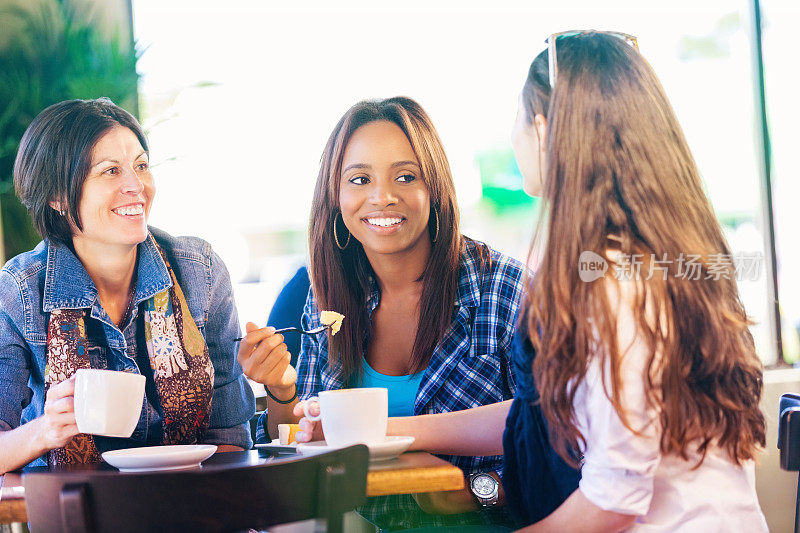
[545,30,639,87]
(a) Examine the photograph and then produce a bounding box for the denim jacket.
[0,227,255,467]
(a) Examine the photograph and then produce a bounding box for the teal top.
[359,358,424,417]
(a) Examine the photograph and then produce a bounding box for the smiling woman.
[0,98,255,474]
[308,98,465,383]
[238,97,527,530]
[339,120,432,262]
[73,126,154,252]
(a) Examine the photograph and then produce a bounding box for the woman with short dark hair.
[14,98,149,245]
[0,98,255,473]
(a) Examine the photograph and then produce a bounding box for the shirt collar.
[133,234,173,304]
[42,234,173,312]
[365,276,380,314]
[454,242,482,308]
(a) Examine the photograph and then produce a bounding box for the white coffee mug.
[303,388,388,447]
[73,369,146,438]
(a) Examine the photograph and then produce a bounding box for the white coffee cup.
[73,369,146,438]
[303,388,388,447]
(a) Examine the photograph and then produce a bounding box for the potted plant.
[0,0,140,262]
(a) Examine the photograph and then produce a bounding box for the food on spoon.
[320,310,345,336]
[278,423,301,445]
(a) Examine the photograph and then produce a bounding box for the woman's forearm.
[519,489,637,533]
[265,385,300,440]
[0,419,48,475]
[388,399,512,456]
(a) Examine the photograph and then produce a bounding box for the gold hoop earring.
[430,206,439,243]
[333,212,351,250]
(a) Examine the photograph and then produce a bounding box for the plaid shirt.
[294,239,527,529]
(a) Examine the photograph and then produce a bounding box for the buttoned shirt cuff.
[203,421,253,450]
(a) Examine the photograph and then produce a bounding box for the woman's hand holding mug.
[36,375,80,451]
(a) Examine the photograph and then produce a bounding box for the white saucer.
[101,444,218,472]
[297,436,414,461]
[252,439,298,454]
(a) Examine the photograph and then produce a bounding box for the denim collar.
[42,234,173,312]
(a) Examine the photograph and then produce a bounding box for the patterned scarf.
[45,239,214,466]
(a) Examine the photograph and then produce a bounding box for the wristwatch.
[469,472,499,507]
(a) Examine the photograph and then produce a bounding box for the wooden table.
[0,450,464,524]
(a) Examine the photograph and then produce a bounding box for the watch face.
[471,474,496,497]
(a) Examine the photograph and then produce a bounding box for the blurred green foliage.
[0,0,140,260]
[475,147,535,213]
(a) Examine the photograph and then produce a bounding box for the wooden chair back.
[23,445,368,533]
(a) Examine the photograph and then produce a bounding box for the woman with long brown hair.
[239,96,527,529]
[517,31,767,531]
[330,33,768,531]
